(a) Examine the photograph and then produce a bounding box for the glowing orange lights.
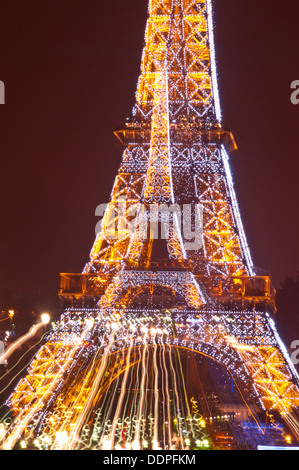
[2,0,299,451]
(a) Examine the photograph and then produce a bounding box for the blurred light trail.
[0,316,50,364]
[66,330,118,450]
[0,321,93,450]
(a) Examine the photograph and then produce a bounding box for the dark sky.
[0,0,298,301]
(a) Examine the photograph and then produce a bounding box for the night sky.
[0,0,299,303]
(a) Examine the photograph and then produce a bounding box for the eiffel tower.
[1,0,299,450]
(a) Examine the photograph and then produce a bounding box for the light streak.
[48,346,103,448]
[0,332,49,400]
[1,347,77,450]
[0,321,46,364]
[133,330,149,447]
[109,334,134,450]
[161,337,172,447]
[152,332,160,450]
[0,317,10,323]
[0,322,94,450]
[67,330,118,450]
[167,341,185,450]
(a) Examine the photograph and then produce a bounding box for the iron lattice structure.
[2,0,299,450]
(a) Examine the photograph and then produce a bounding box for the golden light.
[41,313,50,325]
[85,318,94,329]
[2,0,299,453]
[111,322,119,331]
[55,430,68,447]
[19,440,27,449]
[0,423,6,440]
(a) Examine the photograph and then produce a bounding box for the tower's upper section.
[132,0,221,126]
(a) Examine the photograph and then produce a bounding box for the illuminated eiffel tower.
[2,0,299,450]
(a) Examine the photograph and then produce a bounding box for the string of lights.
[1,0,299,450]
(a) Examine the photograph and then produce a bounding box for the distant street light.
[8,310,14,319]
[41,313,50,325]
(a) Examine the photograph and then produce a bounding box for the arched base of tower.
[2,306,299,451]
